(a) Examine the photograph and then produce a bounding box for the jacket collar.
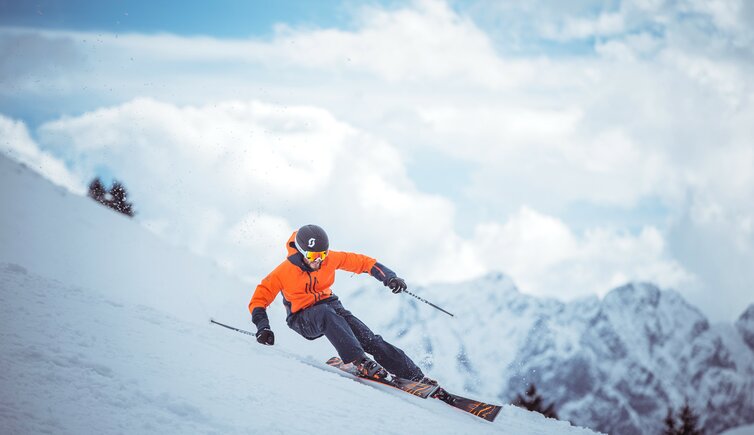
[286,231,313,272]
[288,252,314,272]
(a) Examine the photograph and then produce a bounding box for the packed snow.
[0,153,600,434]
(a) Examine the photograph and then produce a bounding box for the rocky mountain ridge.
[350,273,754,434]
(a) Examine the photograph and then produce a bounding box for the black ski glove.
[387,276,407,294]
[256,327,275,345]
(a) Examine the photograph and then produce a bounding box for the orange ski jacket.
[248,231,397,328]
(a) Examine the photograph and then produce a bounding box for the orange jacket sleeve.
[329,250,377,274]
[248,269,284,314]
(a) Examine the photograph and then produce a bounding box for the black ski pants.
[288,297,423,380]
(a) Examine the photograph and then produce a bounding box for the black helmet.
[295,224,329,252]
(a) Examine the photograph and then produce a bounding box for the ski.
[326,357,502,422]
[432,388,502,422]
[326,357,440,399]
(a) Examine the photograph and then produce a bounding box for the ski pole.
[402,289,454,317]
[210,318,256,336]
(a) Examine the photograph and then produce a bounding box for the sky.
[1,0,753,322]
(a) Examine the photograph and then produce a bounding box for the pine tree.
[87,177,107,205]
[513,384,558,419]
[664,407,678,435]
[86,177,136,218]
[663,401,704,435]
[108,181,135,217]
[678,401,704,435]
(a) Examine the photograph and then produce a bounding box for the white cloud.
[686,0,753,41]
[221,212,292,279]
[0,31,83,93]
[0,114,83,193]
[543,11,627,40]
[32,98,468,284]
[37,98,348,200]
[227,212,291,250]
[9,99,695,309]
[0,0,516,95]
[266,0,513,87]
[472,207,694,300]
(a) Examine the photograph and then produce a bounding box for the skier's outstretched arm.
[249,273,282,345]
[370,261,407,293]
[330,251,408,294]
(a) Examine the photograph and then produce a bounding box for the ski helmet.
[295,224,329,252]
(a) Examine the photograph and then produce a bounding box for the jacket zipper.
[305,271,323,303]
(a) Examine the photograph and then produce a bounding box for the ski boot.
[353,356,391,381]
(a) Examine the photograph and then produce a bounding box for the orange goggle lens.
[303,250,327,262]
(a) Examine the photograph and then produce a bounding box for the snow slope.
[722,424,754,435]
[0,152,599,434]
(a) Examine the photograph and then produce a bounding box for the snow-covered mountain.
[346,272,754,434]
[0,151,599,434]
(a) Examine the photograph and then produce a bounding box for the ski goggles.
[294,238,328,262]
[302,249,328,262]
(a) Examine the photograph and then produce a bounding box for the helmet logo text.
[308,238,316,248]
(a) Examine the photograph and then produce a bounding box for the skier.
[249,224,436,385]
